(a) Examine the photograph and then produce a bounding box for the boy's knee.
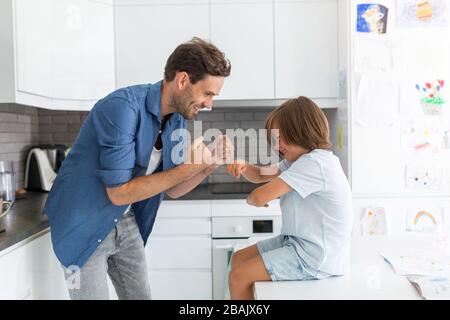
[228,268,244,287]
[230,251,243,270]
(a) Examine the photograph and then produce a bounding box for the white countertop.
[254,235,448,300]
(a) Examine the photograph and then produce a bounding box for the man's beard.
[171,87,197,120]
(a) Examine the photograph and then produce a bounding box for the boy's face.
[271,123,309,162]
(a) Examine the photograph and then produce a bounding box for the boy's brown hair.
[265,96,332,150]
[164,37,231,84]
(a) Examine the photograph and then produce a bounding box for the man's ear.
[175,71,190,90]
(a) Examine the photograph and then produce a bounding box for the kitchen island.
[253,235,447,300]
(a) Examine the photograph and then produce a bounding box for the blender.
[0,161,16,233]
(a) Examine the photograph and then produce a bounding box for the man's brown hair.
[164,37,231,84]
[265,96,332,150]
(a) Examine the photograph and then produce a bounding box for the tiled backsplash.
[0,103,88,189]
[1,104,335,189]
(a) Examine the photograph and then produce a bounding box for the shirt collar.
[145,80,163,121]
[145,80,184,127]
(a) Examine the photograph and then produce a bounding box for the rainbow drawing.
[413,210,437,225]
[406,207,444,233]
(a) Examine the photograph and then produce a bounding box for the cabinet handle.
[214,244,234,250]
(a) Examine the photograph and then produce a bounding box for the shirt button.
[97,239,102,243]
[114,218,118,223]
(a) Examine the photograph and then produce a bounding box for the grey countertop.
[0,182,261,253]
[0,192,49,253]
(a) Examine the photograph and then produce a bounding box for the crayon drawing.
[357,4,389,33]
[361,206,388,236]
[415,80,446,115]
[405,164,442,190]
[406,207,445,233]
[397,0,449,28]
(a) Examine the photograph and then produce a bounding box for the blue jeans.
[62,210,151,300]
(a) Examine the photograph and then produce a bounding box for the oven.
[212,214,282,300]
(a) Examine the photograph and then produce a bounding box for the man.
[43,37,231,299]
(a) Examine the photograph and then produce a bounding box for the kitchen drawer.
[211,199,281,217]
[151,217,211,236]
[145,237,212,269]
[158,200,211,218]
[149,270,212,300]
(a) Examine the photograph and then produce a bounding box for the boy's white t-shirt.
[278,149,353,275]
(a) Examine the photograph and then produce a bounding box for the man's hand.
[226,160,248,178]
[186,136,214,165]
[210,134,234,165]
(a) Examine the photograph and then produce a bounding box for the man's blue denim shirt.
[43,81,186,268]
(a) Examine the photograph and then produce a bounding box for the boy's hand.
[226,160,248,178]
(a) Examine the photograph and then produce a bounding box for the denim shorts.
[256,234,331,281]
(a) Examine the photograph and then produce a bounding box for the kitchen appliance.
[211,183,263,194]
[0,160,15,220]
[212,213,282,300]
[24,144,70,191]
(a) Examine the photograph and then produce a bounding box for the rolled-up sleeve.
[91,97,137,188]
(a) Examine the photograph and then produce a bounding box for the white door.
[210,0,274,100]
[274,0,339,99]
[114,3,210,88]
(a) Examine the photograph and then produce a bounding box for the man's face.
[173,75,224,120]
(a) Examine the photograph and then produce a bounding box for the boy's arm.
[243,164,280,183]
[247,177,292,207]
[228,162,281,183]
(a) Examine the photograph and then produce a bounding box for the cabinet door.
[0,245,32,299]
[51,0,115,101]
[15,0,115,104]
[210,1,274,100]
[115,4,209,88]
[149,270,212,300]
[15,0,53,98]
[26,232,70,300]
[274,0,338,99]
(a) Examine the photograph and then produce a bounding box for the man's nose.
[203,99,213,110]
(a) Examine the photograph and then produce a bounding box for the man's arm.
[107,136,211,206]
[165,164,219,199]
[106,163,209,206]
[247,177,292,207]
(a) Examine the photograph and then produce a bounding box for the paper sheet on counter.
[381,251,450,277]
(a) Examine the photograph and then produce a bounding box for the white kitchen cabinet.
[25,231,70,300]
[114,2,210,88]
[0,241,33,299]
[149,270,212,300]
[274,0,339,99]
[0,0,115,111]
[210,0,274,100]
[50,0,115,101]
[0,230,69,300]
[144,200,212,299]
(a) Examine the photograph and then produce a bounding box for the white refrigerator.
[345,0,450,239]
